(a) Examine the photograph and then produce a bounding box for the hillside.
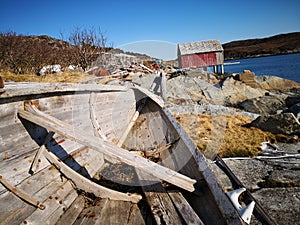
[223,32,300,60]
[0,32,154,74]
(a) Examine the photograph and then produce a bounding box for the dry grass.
[174,114,279,158]
[1,70,96,83]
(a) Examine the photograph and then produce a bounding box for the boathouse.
[177,40,224,74]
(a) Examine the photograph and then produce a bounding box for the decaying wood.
[139,64,154,73]
[168,191,204,225]
[117,99,147,147]
[18,103,196,193]
[22,180,78,225]
[29,132,54,174]
[136,171,182,225]
[42,147,142,203]
[55,195,85,225]
[89,92,108,141]
[0,175,45,210]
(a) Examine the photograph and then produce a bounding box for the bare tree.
[67,27,110,71]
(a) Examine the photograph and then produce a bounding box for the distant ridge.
[223,32,300,60]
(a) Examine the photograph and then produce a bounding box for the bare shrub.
[67,27,111,71]
[0,28,111,74]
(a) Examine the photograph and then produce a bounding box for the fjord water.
[225,53,300,83]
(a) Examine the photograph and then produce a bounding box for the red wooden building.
[178,40,224,73]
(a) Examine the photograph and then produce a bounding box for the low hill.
[223,32,300,60]
[0,32,153,74]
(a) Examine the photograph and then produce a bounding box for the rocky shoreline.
[126,68,300,225]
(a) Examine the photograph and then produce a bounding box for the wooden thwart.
[18,103,196,193]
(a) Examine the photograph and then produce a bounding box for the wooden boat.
[0,82,245,225]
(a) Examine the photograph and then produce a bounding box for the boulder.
[252,188,300,225]
[221,76,266,106]
[284,103,300,119]
[250,113,300,135]
[255,75,300,91]
[193,78,224,105]
[267,170,300,187]
[235,70,261,88]
[238,94,287,114]
[285,95,300,107]
[38,64,61,76]
[132,75,162,96]
[166,76,207,103]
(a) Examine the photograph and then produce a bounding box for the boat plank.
[0,191,34,225]
[18,105,196,193]
[126,203,148,225]
[73,198,109,225]
[55,195,85,225]
[0,166,65,224]
[168,191,204,225]
[96,200,134,225]
[137,171,182,225]
[22,180,78,225]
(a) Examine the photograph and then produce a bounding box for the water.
[224,53,300,83]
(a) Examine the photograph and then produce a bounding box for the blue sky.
[1,0,299,59]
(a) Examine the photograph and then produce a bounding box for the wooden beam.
[18,103,196,193]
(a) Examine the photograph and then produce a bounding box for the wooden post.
[160,72,166,101]
[213,65,217,73]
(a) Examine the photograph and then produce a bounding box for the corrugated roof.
[178,40,223,55]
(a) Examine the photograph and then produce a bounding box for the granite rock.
[250,113,300,135]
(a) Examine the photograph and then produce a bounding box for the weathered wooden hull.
[0,82,242,225]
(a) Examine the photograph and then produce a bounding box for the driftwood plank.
[136,171,182,225]
[18,104,196,193]
[168,191,204,225]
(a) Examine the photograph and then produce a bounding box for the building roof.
[178,40,223,55]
